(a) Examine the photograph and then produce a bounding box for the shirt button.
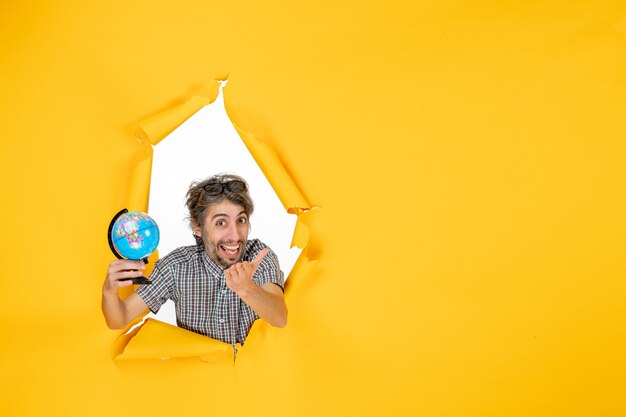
[221,289,227,294]
[219,318,225,324]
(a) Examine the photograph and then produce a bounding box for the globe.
[110,211,160,260]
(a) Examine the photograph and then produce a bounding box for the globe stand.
[107,208,152,285]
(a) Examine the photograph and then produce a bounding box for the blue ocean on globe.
[111,211,160,260]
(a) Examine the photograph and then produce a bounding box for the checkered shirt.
[136,238,284,347]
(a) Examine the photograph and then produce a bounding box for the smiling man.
[101,174,287,348]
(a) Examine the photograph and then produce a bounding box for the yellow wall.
[1,1,625,416]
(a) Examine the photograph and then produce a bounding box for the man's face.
[196,200,250,268]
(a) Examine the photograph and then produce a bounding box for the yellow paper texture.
[2,2,626,417]
[126,143,153,211]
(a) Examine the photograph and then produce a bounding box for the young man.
[101,174,287,347]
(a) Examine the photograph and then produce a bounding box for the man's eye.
[216,220,226,227]
[238,217,248,224]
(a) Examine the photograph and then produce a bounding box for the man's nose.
[225,222,241,240]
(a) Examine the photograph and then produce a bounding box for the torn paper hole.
[114,79,315,360]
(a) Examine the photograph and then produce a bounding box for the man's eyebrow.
[211,211,248,220]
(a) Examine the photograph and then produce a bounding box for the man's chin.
[216,253,244,268]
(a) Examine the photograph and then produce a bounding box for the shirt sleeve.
[252,245,285,291]
[135,260,174,313]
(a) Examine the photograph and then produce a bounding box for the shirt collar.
[199,247,225,279]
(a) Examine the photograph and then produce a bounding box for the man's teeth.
[221,244,239,254]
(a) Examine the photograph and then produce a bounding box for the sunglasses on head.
[200,179,247,197]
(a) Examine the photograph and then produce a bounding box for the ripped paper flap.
[114,318,233,362]
[137,82,221,146]
[233,123,310,214]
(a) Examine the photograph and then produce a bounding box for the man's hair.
[185,173,254,246]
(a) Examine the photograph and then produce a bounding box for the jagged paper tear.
[113,79,316,361]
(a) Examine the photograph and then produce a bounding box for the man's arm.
[101,259,150,329]
[224,248,288,328]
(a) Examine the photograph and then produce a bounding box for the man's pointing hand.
[224,247,270,294]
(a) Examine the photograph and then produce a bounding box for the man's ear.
[191,220,201,237]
